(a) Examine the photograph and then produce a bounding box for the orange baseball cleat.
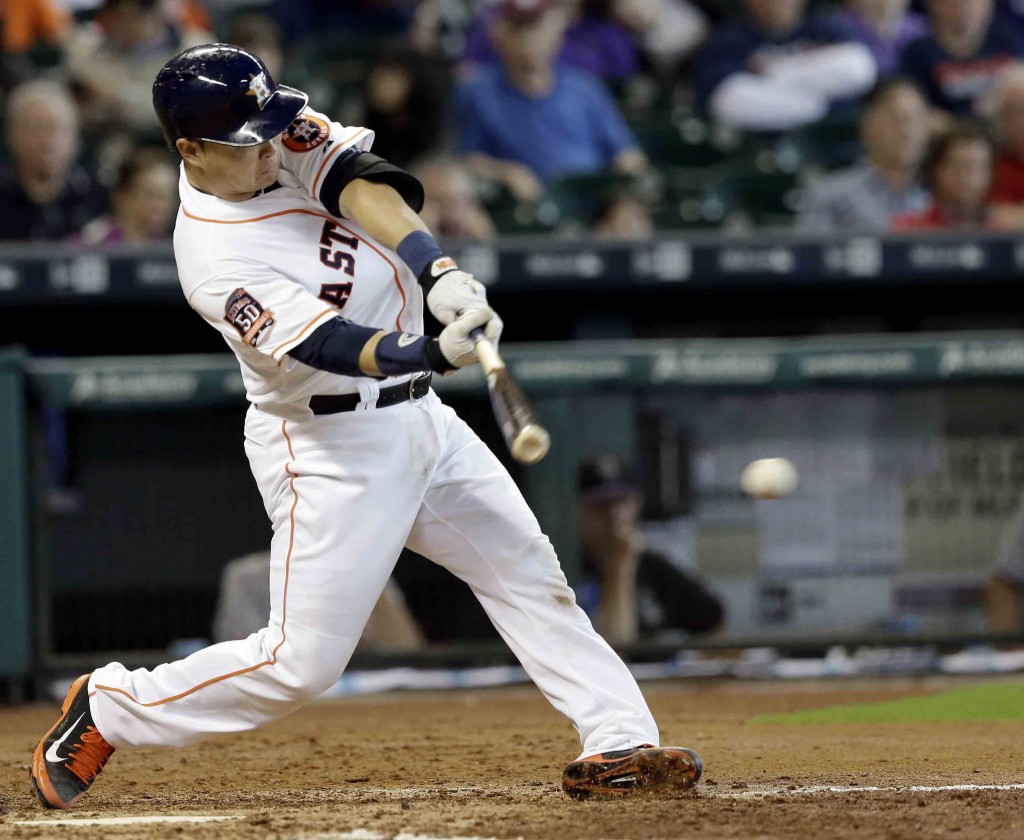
[30,674,115,808]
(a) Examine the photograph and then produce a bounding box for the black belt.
[308,373,432,415]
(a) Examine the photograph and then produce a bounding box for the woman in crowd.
[892,122,997,230]
[78,148,178,244]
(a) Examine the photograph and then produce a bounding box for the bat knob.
[511,424,551,465]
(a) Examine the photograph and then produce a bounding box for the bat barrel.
[469,325,550,466]
[511,424,551,465]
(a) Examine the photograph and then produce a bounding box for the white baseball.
[740,458,798,499]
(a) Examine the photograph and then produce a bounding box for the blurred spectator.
[213,551,426,652]
[410,155,496,240]
[361,44,449,169]
[988,63,1024,227]
[986,496,1024,634]
[574,455,723,645]
[1,0,68,53]
[78,147,178,244]
[838,0,929,77]
[0,0,69,91]
[225,12,285,80]
[408,0,472,59]
[454,1,646,201]
[797,78,930,233]
[694,0,877,132]
[462,0,640,82]
[590,190,655,239]
[64,0,210,139]
[613,0,708,76]
[900,0,1024,117]
[263,0,417,45]
[892,122,996,230]
[0,80,106,242]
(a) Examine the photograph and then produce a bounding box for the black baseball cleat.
[31,673,115,808]
[562,744,702,798]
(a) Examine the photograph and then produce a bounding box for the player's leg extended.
[405,395,659,757]
[33,403,436,807]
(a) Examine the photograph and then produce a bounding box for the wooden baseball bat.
[470,328,551,465]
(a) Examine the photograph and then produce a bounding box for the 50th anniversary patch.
[225,288,275,347]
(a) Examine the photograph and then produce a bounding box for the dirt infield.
[2,677,1023,839]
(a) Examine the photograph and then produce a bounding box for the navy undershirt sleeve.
[288,316,379,376]
[288,317,453,376]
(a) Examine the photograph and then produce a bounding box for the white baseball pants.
[88,391,659,758]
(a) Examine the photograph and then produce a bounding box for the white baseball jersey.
[174,106,423,412]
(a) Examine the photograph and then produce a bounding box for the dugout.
[6,333,1024,690]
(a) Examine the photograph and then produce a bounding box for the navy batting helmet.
[153,44,308,147]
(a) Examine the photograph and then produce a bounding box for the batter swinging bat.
[470,328,551,465]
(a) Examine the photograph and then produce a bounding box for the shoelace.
[66,726,114,784]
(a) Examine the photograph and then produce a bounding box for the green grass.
[753,681,1024,725]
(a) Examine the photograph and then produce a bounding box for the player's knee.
[513,536,575,598]
[263,639,345,702]
[273,658,342,701]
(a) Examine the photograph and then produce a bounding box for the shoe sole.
[563,747,703,798]
[30,674,91,809]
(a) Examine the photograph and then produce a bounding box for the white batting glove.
[426,267,489,326]
[438,307,503,369]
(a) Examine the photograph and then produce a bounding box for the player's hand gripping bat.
[470,328,550,465]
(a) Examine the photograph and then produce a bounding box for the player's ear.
[176,137,203,165]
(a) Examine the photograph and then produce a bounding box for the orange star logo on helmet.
[247,72,272,109]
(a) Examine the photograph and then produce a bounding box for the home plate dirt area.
[2,678,1023,839]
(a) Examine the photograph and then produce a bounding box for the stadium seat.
[772,117,863,174]
[543,173,650,226]
[476,180,558,236]
[702,154,806,229]
[656,167,720,230]
[632,114,748,168]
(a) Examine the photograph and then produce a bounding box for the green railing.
[22,332,1024,409]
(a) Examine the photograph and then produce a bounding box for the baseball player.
[30,44,701,809]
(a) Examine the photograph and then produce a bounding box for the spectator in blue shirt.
[462,0,640,82]
[900,0,1024,116]
[694,0,877,132]
[454,0,646,202]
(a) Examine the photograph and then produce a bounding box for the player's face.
[182,136,281,201]
[936,139,993,208]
